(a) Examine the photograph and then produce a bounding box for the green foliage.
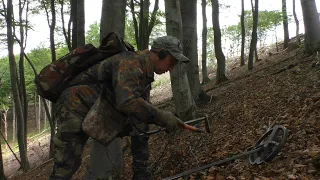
[206,28,216,67]
[85,21,100,47]
[220,10,283,57]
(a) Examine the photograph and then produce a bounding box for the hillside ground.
[5,41,320,180]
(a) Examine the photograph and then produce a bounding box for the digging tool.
[135,115,211,135]
[163,125,289,180]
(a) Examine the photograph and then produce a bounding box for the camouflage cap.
[151,36,190,63]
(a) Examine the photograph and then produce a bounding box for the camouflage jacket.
[65,49,159,121]
[57,49,158,145]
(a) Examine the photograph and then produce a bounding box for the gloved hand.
[155,110,185,132]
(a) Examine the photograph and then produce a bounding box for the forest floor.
[5,41,320,180]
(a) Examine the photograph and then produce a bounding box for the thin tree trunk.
[129,0,159,50]
[34,92,37,131]
[18,0,28,146]
[71,0,78,50]
[3,111,7,147]
[165,0,195,120]
[282,0,290,48]
[248,0,259,71]
[212,0,227,84]
[76,0,85,47]
[59,0,72,51]
[240,0,245,66]
[12,97,16,142]
[43,101,46,129]
[293,0,300,43]
[201,0,210,84]
[0,136,7,180]
[38,95,41,132]
[6,0,30,171]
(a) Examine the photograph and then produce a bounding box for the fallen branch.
[0,131,21,167]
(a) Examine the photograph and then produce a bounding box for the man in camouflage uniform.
[49,36,190,180]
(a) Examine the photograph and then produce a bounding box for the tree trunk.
[165,0,195,120]
[100,0,126,39]
[0,136,7,180]
[71,0,78,50]
[181,0,209,104]
[130,0,159,50]
[6,0,30,171]
[240,0,245,66]
[282,0,290,48]
[76,0,85,47]
[293,0,300,43]
[59,0,72,51]
[18,0,28,145]
[83,1,127,179]
[12,97,16,142]
[38,95,41,132]
[84,139,123,180]
[48,0,56,158]
[201,0,210,84]
[34,93,37,132]
[212,0,227,84]
[248,0,259,71]
[300,0,320,54]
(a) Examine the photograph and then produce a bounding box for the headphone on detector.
[151,48,168,60]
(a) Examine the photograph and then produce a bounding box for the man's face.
[154,55,178,75]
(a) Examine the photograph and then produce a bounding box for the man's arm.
[112,57,158,123]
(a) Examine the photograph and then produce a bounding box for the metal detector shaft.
[163,146,263,180]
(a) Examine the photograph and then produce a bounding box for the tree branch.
[59,0,71,51]
[130,0,139,48]
[41,0,51,28]
[0,131,22,167]
[0,0,7,18]
[147,0,159,37]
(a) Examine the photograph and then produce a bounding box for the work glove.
[155,110,185,132]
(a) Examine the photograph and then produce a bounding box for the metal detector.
[163,125,289,180]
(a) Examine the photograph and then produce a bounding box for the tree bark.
[12,97,16,142]
[71,0,78,50]
[201,0,210,84]
[282,0,290,48]
[0,136,7,180]
[248,0,259,71]
[292,0,300,43]
[6,0,30,171]
[38,95,41,132]
[76,0,85,47]
[59,0,72,51]
[130,0,159,50]
[181,0,209,104]
[18,0,29,147]
[165,0,195,120]
[100,0,126,39]
[300,0,320,54]
[240,0,245,66]
[83,1,127,179]
[212,0,227,84]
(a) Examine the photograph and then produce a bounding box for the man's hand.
[156,111,185,132]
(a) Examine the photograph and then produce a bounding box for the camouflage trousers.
[49,87,150,180]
